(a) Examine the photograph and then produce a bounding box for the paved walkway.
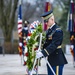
[0,54,75,75]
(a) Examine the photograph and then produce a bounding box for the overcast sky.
[25,0,54,4]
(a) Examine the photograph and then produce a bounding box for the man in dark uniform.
[22,20,29,37]
[36,10,68,75]
[22,20,29,66]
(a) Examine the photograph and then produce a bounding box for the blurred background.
[0,0,75,54]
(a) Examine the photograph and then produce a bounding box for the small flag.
[18,2,23,56]
[44,2,52,31]
[67,0,75,32]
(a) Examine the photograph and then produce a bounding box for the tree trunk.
[4,42,13,54]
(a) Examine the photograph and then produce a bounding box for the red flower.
[24,42,27,46]
[28,33,32,36]
[34,47,38,51]
[23,61,26,66]
[19,46,22,50]
[25,52,28,56]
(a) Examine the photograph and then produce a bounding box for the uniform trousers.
[47,64,64,75]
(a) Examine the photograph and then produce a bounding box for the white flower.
[24,46,28,53]
[19,42,22,46]
[24,56,27,61]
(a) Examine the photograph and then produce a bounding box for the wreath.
[23,21,46,72]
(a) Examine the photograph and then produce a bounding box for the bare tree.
[0,0,18,53]
[0,0,18,41]
[22,2,36,22]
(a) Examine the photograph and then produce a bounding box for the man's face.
[44,16,54,28]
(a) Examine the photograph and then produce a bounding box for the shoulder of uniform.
[56,28,61,30]
[56,28,62,32]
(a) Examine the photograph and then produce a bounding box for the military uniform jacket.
[41,24,68,66]
[22,27,28,37]
[22,27,28,47]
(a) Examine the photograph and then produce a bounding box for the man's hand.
[36,51,43,59]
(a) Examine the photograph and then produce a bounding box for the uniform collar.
[23,27,28,30]
[49,23,55,29]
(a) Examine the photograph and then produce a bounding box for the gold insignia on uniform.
[48,36,52,40]
[48,35,52,40]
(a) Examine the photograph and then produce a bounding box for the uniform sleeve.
[41,30,63,57]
